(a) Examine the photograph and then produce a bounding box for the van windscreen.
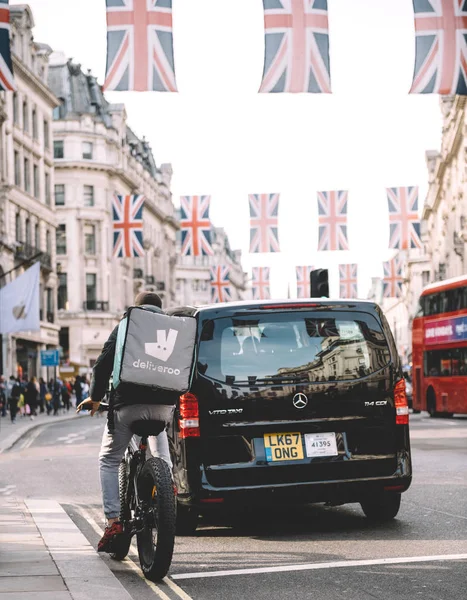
[198,311,391,384]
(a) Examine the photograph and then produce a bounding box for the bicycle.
[108,417,176,582]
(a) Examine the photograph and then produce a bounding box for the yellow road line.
[78,505,192,600]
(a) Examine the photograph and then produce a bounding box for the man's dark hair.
[134,291,162,308]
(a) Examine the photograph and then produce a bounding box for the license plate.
[264,432,304,462]
[304,432,338,457]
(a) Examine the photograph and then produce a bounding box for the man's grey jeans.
[99,404,174,520]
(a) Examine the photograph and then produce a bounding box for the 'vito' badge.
[293,393,308,409]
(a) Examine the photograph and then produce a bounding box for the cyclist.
[77,291,175,552]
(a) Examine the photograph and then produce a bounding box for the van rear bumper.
[182,474,412,509]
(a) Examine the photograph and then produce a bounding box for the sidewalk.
[0,411,84,454]
[0,498,133,600]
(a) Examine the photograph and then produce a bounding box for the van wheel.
[176,503,199,536]
[427,388,440,418]
[360,492,401,522]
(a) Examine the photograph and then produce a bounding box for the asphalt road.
[1,412,466,600]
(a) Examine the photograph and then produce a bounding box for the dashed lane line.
[77,505,192,600]
[171,554,467,580]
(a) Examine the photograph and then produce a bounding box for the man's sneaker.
[97,521,123,553]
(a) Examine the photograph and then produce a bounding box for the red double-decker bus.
[412,275,467,416]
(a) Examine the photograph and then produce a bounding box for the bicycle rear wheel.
[136,457,176,582]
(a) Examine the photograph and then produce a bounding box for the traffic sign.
[40,349,60,367]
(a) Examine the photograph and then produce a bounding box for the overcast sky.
[23,0,442,297]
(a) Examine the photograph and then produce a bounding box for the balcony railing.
[83,301,109,311]
[15,243,52,271]
[40,311,56,323]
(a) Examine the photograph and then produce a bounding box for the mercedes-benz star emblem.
[293,393,308,409]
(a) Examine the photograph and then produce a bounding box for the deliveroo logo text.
[144,329,179,362]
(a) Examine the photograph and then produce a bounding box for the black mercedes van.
[167,300,412,534]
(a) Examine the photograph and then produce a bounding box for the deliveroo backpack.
[113,306,197,393]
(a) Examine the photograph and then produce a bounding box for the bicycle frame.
[123,435,151,536]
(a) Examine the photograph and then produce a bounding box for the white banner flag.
[0,262,40,334]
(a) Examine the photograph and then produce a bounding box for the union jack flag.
[296,266,313,298]
[317,190,349,251]
[410,0,467,95]
[210,266,231,303]
[260,0,331,93]
[112,194,145,258]
[249,194,280,254]
[383,256,404,298]
[252,267,271,300]
[0,1,16,91]
[104,0,177,92]
[180,195,213,256]
[387,187,422,250]
[339,264,358,299]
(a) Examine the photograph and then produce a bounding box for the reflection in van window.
[198,311,391,385]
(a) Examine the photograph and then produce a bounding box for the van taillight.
[179,392,200,438]
[394,379,409,425]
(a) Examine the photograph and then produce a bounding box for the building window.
[35,223,40,249]
[32,108,38,139]
[43,120,50,149]
[46,288,54,322]
[56,224,67,255]
[57,273,68,310]
[53,140,64,159]
[84,224,96,255]
[45,173,51,206]
[82,142,93,160]
[33,164,39,199]
[14,151,21,186]
[86,273,97,308]
[25,218,31,246]
[13,93,19,124]
[24,158,30,192]
[22,100,29,132]
[53,98,66,120]
[46,229,51,254]
[55,184,65,206]
[15,213,21,242]
[83,185,94,207]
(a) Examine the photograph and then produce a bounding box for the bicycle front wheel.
[136,457,176,582]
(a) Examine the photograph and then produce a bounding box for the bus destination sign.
[425,316,467,345]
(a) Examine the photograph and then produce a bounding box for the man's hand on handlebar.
[76,398,101,416]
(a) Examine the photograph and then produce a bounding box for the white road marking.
[0,485,16,496]
[77,505,192,600]
[171,554,467,580]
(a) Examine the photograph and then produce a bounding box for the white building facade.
[48,56,178,372]
[0,6,59,378]
[176,226,246,306]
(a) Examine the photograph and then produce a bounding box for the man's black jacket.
[89,305,176,408]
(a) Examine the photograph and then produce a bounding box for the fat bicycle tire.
[136,457,176,582]
[109,459,132,561]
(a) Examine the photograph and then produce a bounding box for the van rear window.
[198,311,391,385]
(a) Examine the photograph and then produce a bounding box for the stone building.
[0,5,59,378]
[422,97,467,281]
[176,226,247,306]
[47,54,178,371]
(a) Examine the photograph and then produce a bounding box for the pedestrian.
[82,378,90,400]
[0,376,6,417]
[51,378,62,416]
[61,382,71,412]
[39,377,47,414]
[8,379,21,424]
[74,375,83,408]
[25,376,39,418]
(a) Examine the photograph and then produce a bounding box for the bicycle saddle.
[130,419,166,437]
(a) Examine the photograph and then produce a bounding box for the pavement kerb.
[25,498,133,600]
[0,412,86,454]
